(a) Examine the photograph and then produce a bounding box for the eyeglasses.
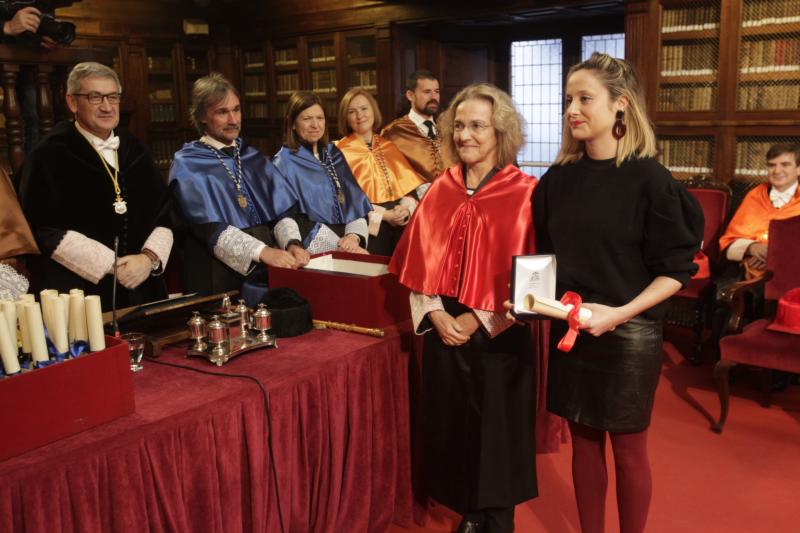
[72,92,122,105]
[453,121,492,134]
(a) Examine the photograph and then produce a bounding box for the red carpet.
[390,328,800,533]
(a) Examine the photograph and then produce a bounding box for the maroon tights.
[568,421,652,533]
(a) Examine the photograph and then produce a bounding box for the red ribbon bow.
[557,291,583,352]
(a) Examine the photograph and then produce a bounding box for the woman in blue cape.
[272,91,372,256]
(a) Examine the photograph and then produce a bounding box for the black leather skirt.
[546,316,663,433]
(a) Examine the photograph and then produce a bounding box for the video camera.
[0,1,77,46]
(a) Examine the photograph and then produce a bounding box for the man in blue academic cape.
[169,73,305,305]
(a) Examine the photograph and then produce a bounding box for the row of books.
[658,86,716,112]
[311,70,336,92]
[151,139,180,167]
[146,56,172,72]
[738,83,800,110]
[243,75,266,95]
[661,43,717,72]
[309,42,335,62]
[734,140,789,175]
[742,0,800,26]
[149,88,173,102]
[349,69,377,89]
[740,38,800,69]
[346,38,376,60]
[656,139,713,171]
[661,6,719,33]
[244,103,268,119]
[276,73,300,95]
[150,103,176,123]
[661,69,715,77]
[244,50,265,68]
[274,48,298,66]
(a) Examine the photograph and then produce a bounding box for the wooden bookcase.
[232,28,383,155]
[645,0,800,192]
[144,41,215,172]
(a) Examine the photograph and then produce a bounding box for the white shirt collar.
[408,107,436,137]
[74,120,115,146]
[200,135,236,151]
[74,121,118,167]
[770,181,798,209]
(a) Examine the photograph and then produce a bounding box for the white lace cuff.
[52,231,114,284]
[474,309,515,338]
[274,217,302,250]
[410,291,444,335]
[142,226,173,274]
[307,224,341,255]
[0,262,29,300]
[344,218,368,243]
[399,195,419,216]
[726,238,756,262]
[415,182,431,199]
[368,205,386,237]
[213,226,267,276]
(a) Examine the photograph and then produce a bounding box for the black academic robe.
[16,121,169,309]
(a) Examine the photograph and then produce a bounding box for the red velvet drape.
[0,326,415,533]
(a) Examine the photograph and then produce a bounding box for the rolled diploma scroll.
[59,294,71,330]
[522,293,592,325]
[39,290,58,331]
[69,293,88,342]
[85,295,106,351]
[0,313,20,374]
[1,301,17,351]
[1,300,16,344]
[25,302,49,364]
[15,300,32,354]
[49,297,69,355]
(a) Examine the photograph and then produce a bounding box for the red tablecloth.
[0,325,414,533]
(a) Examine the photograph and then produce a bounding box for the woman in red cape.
[389,84,538,533]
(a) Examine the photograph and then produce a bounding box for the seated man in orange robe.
[719,143,800,279]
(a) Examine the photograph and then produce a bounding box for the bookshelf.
[146,47,178,124]
[241,46,268,120]
[656,135,716,179]
[232,29,382,153]
[345,33,378,93]
[182,45,212,112]
[736,0,800,111]
[657,1,721,114]
[648,0,800,199]
[308,35,339,126]
[272,41,301,120]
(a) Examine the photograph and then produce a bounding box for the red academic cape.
[389,164,536,312]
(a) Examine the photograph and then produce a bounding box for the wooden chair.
[712,214,800,433]
[669,176,730,363]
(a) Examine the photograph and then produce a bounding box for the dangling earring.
[612,109,626,140]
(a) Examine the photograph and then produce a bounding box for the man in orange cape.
[720,143,800,279]
[381,70,455,184]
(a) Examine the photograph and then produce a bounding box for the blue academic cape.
[272,143,371,226]
[169,139,298,229]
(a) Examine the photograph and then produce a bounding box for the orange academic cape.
[0,169,38,259]
[381,116,456,182]
[335,133,425,203]
[719,183,800,250]
[389,164,536,313]
[719,183,800,277]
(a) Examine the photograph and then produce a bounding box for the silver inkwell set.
[186,295,277,366]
